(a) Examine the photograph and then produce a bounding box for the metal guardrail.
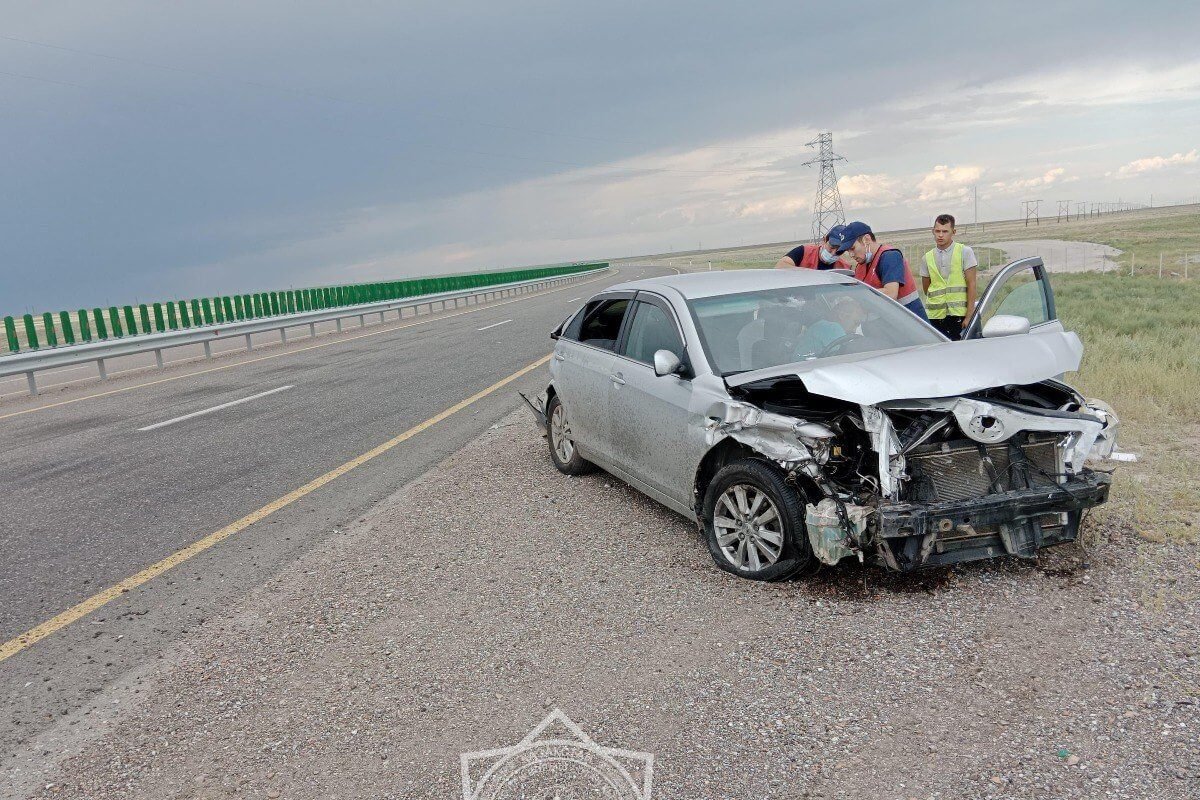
[0,267,608,396]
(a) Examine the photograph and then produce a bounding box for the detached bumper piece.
[874,471,1111,571]
[519,391,548,431]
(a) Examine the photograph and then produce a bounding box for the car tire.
[701,458,819,581]
[546,394,594,476]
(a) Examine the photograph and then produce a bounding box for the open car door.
[963,256,1064,339]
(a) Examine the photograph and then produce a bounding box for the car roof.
[603,268,857,300]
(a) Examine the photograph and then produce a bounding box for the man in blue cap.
[827,221,929,321]
[775,224,853,270]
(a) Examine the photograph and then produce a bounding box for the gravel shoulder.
[20,407,1199,799]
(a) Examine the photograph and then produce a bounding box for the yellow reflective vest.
[923,243,968,319]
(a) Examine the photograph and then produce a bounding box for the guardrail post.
[154,349,163,368]
[309,322,316,336]
[26,371,37,396]
[22,314,39,349]
[59,311,75,345]
[336,318,342,332]
[203,340,212,358]
[42,312,58,347]
[358,313,365,327]
[108,306,124,337]
[78,310,92,342]
[93,308,109,339]
[245,333,253,351]
[280,327,288,344]
[4,316,17,353]
[97,358,107,380]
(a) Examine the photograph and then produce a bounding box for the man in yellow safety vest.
[920,213,978,339]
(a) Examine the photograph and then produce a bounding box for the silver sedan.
[529,262,1118,580]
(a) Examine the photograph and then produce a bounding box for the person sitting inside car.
[794,295,867,358]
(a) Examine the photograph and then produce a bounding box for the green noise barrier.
[1,261,605,353]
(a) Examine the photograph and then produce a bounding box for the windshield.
[687,282,944,376]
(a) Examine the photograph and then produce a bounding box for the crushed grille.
[905,438,1061,503]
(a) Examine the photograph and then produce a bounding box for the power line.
[1022,199,1041,227]
[802,132,846,242]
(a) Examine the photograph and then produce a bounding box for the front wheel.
[546,395,594,475]
[702,458,818,581]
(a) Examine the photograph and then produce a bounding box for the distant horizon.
[7,200,1197,320]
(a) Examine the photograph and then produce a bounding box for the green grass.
[1051,273,1200,545]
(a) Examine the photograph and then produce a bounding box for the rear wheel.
[547,395,594,475]
[702,458,818,581]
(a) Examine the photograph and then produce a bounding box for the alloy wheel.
[713,484,784,571]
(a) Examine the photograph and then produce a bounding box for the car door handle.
[609,373,626,385]
[553,352,566,362]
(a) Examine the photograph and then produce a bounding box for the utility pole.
[802,131,847,242]
[1076,202,1086,219]
[1057,200,1070,222]
[1022,199,1042,227]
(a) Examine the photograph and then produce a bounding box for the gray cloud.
[2,1,1198,312]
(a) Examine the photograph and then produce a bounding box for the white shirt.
[919,242,978,278]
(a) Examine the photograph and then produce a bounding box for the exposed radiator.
[905,437,1061,503]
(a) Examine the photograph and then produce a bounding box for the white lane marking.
[477,319,512,332]
[568,297,581,302]
[137,385,294,431]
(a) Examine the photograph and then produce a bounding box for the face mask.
[862,246,875,263]
[819,247,838,264]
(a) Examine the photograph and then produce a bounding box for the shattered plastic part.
[806,499,870,565]
[859,405,905,498]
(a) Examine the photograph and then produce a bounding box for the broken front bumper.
[873,471,1111,572]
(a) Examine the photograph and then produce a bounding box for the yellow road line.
[0,352,553,664]
[0,269,617,422]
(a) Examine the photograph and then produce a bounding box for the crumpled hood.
[725,330,1083,405]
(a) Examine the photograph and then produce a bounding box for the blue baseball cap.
[827,221,872,254]
[822,224,846,245]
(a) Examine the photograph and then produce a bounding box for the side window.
[981,266,1051,328]
[622,301,684,364]
[571,298,629,351]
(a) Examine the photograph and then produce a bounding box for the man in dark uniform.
[775,225,851,270]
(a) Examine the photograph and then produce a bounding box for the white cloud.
[1116,149,1199,176]
[991,167,1066,193]
[836,173,902,209]
[916,165,982,202]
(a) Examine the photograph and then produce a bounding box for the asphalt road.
[0,265,665,771]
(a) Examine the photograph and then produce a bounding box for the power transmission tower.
[1075,202,1086,219]
[802,132,847,242]
[1022,199,1042,227]
[1057,200,1070,222]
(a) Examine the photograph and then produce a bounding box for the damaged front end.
[711,377,1119,572]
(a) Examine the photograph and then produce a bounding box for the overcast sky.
[3,1,1199,313]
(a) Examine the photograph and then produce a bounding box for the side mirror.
[653,349,682,377]
[981,314,1031,338]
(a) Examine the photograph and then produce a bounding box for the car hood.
[724,330,1084,405]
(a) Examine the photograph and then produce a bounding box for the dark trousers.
[930,315,965,340]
